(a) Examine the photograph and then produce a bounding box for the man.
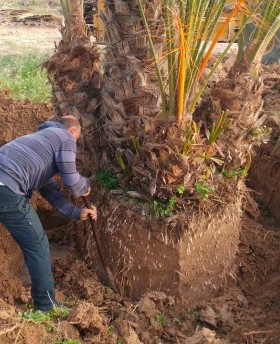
[0,115,96,311]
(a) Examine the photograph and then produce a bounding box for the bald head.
[58,115,81,141]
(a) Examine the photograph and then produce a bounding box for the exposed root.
[0,323,20,336]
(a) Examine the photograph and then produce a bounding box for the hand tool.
[82,196,118,293]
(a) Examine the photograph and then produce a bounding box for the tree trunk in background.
[43,0,102,128]
[43,0,102,173]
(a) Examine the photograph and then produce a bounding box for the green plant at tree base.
[154,314,167,327]
[208,110,229,145]
[96,169,119,190]
[176,185,185,195]
[116,150,128,175]
[223,167,247,178]
[153,197,176,218]
[131,136,141,156]
[194,183,215,200]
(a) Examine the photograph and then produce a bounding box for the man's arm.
[55,139,90,197]
[39,178,82,219]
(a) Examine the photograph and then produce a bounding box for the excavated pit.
[0,112,279,343]
[248,121,280,223]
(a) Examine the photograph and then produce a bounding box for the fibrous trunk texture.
[209,62,266,168]
[43,0,102,126]
[98,0,178,199]
[101,0,164,127]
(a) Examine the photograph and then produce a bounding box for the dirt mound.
[0,89,54,146]
[0,210,279,343]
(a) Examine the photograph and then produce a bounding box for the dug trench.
[0,87,279,343]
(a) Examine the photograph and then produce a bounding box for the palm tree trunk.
[99,0,166,168]
[43,0,101,123]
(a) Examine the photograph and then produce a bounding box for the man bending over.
[0,115,96,311]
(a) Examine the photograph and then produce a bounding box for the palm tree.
[49,0,279,303]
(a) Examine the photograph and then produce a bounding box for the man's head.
[58,115,81,141]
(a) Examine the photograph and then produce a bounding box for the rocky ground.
[0,18,279,344]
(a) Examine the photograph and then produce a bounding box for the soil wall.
[179,192,242,303]
[78,182,243,304]
[0,224,23,304]
[248,123,280,223]
[0,225,23,276]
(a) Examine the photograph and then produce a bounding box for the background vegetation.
[0,52,52,102]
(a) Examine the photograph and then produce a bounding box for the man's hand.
[80,206,97,221]
[81,187,91,197]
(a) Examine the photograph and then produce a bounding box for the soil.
[248,64,280,223]
[0,23,279,344]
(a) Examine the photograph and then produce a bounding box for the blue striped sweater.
[0,121,90,219]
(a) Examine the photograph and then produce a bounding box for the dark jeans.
[0,185,57,310]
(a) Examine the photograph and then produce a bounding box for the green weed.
[19,307,70,323]
[20,309,52,322]
[153,197,176,218]
[154,314,167,327]
[194,183,215,200]
[50,307,70,318]
[116,150,128,175]
[131,136,141,156]
[223,168,247,178]
[0,53,52,102]
[176,185,185,195]
[96,169,119,190]
[45,323,53,332]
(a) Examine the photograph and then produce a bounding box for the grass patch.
[0,52,52,102]
[20,307,70,322]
